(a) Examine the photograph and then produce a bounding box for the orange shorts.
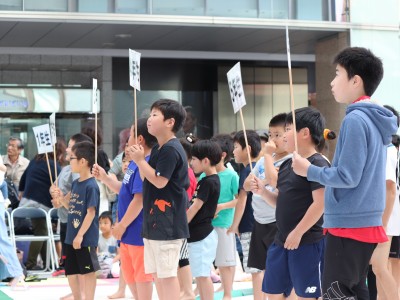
[120,243,153,284]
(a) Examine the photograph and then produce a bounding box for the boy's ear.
[166,117,175,129]
[300,127,311,139]
[352,75,363,88]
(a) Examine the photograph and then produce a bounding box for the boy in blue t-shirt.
[92,118,157,300]
[57,141,100,300]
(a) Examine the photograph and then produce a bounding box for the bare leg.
[218,266,235,299]
[371,237,399,300]
[265,293,285,300]
[136,281,153,300]
[61,275,86,300]
[389,257,400,297]
[157,276,180,300]
[83,272,97,300]
[252,271,266,300]
[67,275,82,300]
[108,271,127,299]
[196,276,214,300]
[177,265,195,300]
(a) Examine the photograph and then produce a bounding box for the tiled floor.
[0,278,254,300]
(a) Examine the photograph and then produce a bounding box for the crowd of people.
[1,46,400,300]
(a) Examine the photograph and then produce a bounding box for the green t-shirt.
[201,168,239,228]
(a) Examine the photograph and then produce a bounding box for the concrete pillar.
[315,32,349,161]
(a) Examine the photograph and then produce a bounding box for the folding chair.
[47,207,60,269]
[10,207,58,275]
[4,208,13,242]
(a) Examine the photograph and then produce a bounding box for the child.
[228,130,260,279]
[253,107,329,299]
[62,141,100,300]
[130,99,190,300]
[92,118,156,300]
[292,47,398,299]
[243,113,292,300]
[97,211,118,279]
[187,140,221,300]
[209,133,239,300]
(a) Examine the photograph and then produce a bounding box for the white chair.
[47,207,60,269]
[10,207,58,275]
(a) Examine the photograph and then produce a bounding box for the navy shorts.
[263,239,324,298]
[64,244,100,276]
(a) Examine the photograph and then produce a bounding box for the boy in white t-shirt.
[97,211,118,279]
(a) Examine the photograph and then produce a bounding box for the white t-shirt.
[386,145,400,236]
[98,234,118,256]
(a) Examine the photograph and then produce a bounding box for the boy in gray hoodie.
[292,47,398,299]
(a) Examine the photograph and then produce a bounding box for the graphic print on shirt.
[69,192,83,230]
[322,281,355,300]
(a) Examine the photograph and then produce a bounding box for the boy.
[253,107,329,299]
[209,134,239,299]
[243,113,292,300]
[64,141,100,300]
[187,140,221,300]
[130,99,190,300]
[97,211,118,279]
[92,118,156,300]
[228,130,261,291]
[292,47,398,299]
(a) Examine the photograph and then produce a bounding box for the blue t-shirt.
[118,158,148,246]
[65,177,100,247]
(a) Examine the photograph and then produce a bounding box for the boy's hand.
[49,185,62,199]
[264,140,277,156]
[214,205,222,219]
[91,164,107,181]
[129,145,145,163]
[284,229,302,250]
[227,225,239,236]
[250,176,265,195]
[291,152,311,177]
[73,234,83,249]
[112,222,127,240]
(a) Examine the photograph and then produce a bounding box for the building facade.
[0,0,399,160]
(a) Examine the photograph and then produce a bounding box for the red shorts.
[120,243,153,284]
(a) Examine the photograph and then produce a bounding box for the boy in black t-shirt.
[187,140,221,300]
[252,107,329,299]
[130,99,190,300]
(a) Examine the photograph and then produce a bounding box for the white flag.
[286,25,292,70]
[49,112,56,145]
[227,62,246,114]
[92,78,98,114]
[129,49,141,91]
[33,124,53,154]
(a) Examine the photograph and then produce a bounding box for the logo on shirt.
[154,199,171,212]
[73,218,80,228]
[305,286,317,293]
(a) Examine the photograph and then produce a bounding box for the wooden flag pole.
[286,26,298,153]
[134,88,138,141]
[45,152,53,185]
[53,143,57,186]
[239,109,253,172]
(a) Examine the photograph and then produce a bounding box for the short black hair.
[136,118,157,148]
[99,211,113,224]
[151,99,187,133]
[286,107,326,147]
[333,47,383,96]
[70,133,93,144]
[9,137,24,149]
[269,113,288,127]
[191,140,222,166]
[392,135,400,148]
[211,134,234,162]
[383,105,400,128]
[71,141,95,168]
[233,130,261,158]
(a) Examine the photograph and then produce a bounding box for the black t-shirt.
[275,153,329,246]
[238,162,256,234]
[188,174,220,243]
[142,138,190,240]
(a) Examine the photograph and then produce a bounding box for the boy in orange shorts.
[92,118,157,300]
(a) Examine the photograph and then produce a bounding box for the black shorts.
[64,244,100,276]
[390,236,400,258]
[247,221,277,270]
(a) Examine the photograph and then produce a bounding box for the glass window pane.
[115,0,147,14]
[24,0,67,12]
[259,0,288,19]
[152,0,205,16]
[78,0,109,13]
[207,0,257,18]
[0,0,22,10]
